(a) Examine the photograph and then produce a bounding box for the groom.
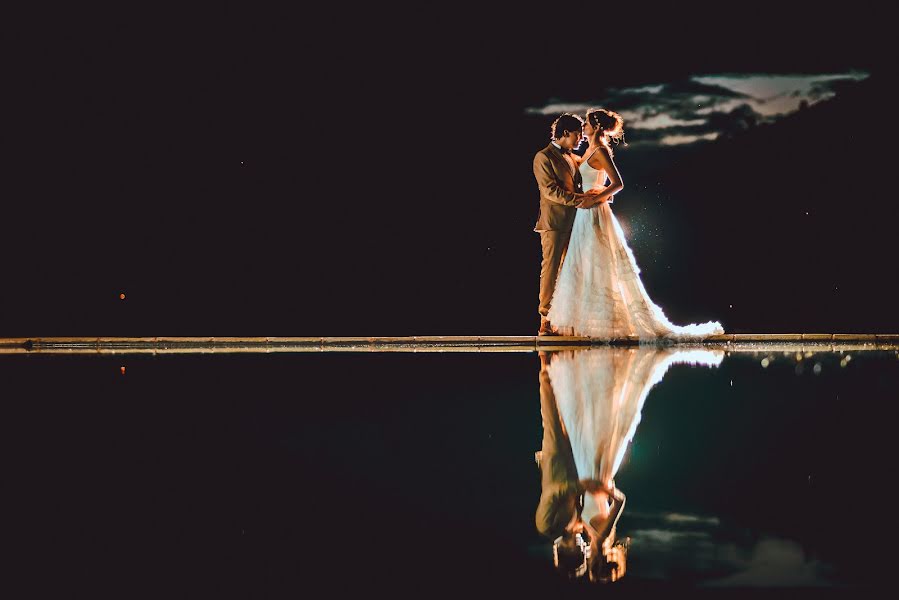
[533,113,602,335]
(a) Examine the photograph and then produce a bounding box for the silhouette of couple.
[533,111,723,340]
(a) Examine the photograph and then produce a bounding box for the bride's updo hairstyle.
[585,108,625,156]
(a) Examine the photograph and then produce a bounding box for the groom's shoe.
[538,319,558,336]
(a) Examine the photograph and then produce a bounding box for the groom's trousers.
[538,229,572,318]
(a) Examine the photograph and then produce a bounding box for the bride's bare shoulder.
[588,144,614,168]
[574,148,595,166]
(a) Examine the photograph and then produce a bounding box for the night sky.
[4,5,896,336]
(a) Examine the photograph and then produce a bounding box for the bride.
[547,109,724,340]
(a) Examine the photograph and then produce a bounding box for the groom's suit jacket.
[535,365,583,539]
[533,143,588,232]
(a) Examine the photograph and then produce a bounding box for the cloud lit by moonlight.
[526,72,869,146]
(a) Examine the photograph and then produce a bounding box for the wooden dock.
[1,334,898,354]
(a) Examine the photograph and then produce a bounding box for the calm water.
[5,346,898,597]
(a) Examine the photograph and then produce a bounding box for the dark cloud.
[656,79,750,99]
[602,80,749,120]
[618,104,762,146]
[807,77,866,100]
[527,73,868,147]
[704,103,762,135]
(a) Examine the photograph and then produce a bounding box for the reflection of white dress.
[547,347,724,524]
[547,151,724,340]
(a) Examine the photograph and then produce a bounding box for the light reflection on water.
[3,346,896,594]
[536,347,724,584]
[533,346,895,588]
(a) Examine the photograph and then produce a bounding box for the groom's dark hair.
[551,113,584,140]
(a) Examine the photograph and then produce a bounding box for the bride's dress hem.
[550,329,723,344]
[546,159,723,342]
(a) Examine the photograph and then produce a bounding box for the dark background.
[5,350,896,595]
[4,4,896,336]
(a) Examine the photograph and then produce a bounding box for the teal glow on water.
[4,347,896,595]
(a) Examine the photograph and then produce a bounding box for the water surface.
[5,346,896,596]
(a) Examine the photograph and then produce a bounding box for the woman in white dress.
[547,109,724,341]
[536,346,725,581]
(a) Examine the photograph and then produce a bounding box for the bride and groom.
[535,346,725,580]
[534,110,723,340]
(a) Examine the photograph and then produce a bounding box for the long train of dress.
[547,159,724,340]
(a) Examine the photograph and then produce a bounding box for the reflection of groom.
[535,350,627,581]
[533,114,601,335]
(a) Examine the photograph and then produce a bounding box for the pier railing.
[2,334,898,354]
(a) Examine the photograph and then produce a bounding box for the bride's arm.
[580,146,624,208]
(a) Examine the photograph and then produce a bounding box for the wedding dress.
[547,150,724,340]
[547,347,724,525]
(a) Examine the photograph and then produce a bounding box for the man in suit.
[535,350,627,581]
[534,351,582,542]
[533,114,602,335]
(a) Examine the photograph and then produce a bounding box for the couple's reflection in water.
[535,346,724,583]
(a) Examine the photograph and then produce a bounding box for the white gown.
[548,347,724,525]
[547,150,724,340]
